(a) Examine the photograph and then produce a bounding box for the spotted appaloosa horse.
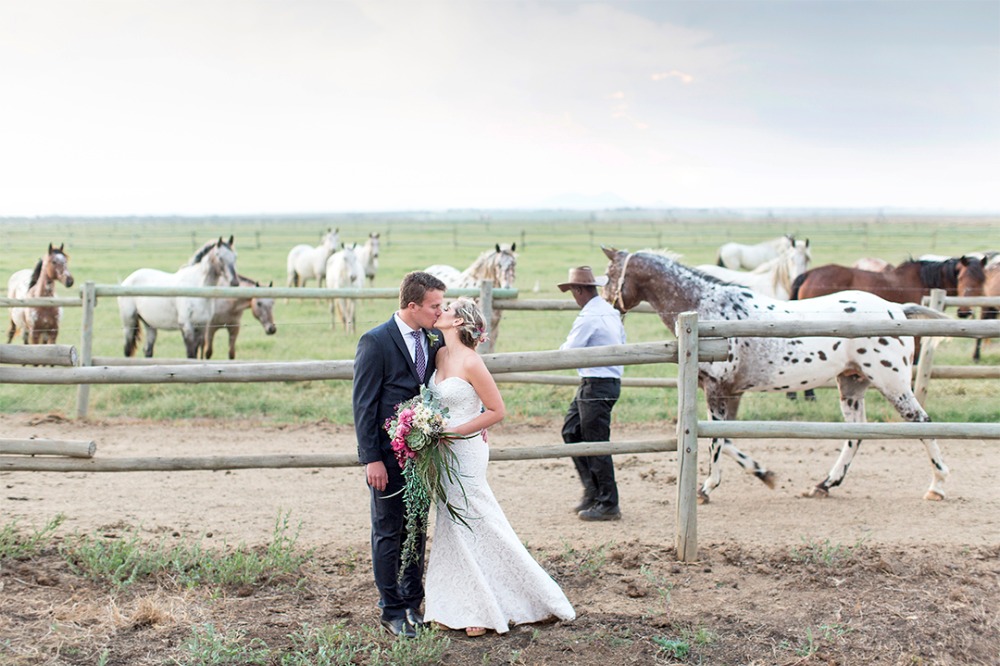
[602,247,951,502]
[6,243,75,345]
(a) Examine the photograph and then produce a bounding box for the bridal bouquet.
[384,386,470,577]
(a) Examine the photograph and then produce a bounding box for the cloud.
[651,69,695,84]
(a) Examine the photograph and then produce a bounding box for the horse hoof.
[696,490,710,505]
[805,486,829,498]
[924,490,945,501]
[759,471,777,489]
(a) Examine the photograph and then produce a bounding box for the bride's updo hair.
[450,298,488,349]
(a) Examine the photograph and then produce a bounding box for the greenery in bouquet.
[384,386,470,578]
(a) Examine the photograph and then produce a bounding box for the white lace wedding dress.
[423,372,576,634]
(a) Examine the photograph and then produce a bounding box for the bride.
[423,298,576,637]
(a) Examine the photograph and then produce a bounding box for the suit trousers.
[369,448,425,621]
[561,377,620,508]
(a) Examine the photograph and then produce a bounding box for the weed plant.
[790,536,867,567]
[0,514,64,560]
[59,512,310,588]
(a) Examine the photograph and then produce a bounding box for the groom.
[353,271,447,638]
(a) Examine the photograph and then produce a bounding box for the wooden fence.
[3,312,999,561]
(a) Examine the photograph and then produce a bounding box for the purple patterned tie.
[411,330,426,380]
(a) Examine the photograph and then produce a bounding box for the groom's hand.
[366,461,388,491]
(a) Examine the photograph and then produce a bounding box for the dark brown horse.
[974,261,1000,361]
[791,257,987,318]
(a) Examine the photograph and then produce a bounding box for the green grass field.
[2,211,998,424]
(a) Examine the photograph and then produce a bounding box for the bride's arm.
[451,354,505,437]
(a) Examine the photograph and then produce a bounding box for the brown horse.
[792,257,986,318]
[973,262,1000,361]
[6,243,75,344]
[202,274,278,360]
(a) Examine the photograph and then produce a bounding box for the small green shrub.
[0,514,64,559]
[176,624,270,665]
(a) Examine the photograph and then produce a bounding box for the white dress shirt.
[394,313,427,365]
[560,296,626,378]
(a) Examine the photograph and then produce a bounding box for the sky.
[1,0,998,216]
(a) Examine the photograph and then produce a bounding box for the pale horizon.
[2,0,997,217]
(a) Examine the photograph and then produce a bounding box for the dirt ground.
[2,413,999,665]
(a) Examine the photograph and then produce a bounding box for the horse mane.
[637,248,683,262]
[906,258,958,289]
[189,237,234,265]
[790,272,807,299]
[638,249,733,287]
[27,259,43,289]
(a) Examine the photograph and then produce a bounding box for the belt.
[581,377,620,384]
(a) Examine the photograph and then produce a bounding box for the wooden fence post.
[479,280,495,354]
[913,288,946,407]
[675,311,700,562]
[76,281,96,419]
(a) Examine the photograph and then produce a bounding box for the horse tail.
[902,304,950,320]
[122,307,142,357]
[789,272,808,300]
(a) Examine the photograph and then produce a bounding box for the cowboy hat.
[558,266,608,292]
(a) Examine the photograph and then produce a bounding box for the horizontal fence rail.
[0,438,678,473]
[0,339,729,384]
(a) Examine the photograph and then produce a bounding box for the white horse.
[326,244,364,333]
[696,239,812,300]
[716,235,795,271]
[354,232,380,287]
[426,243,517,290]
[286,228,339,288]
[118,237,239,358]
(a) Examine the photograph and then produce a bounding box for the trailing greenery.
[173,622,450,666]
[0,514,64,559]
[59,512,310,588]
[1,214,996,425]
[790,536,868,567]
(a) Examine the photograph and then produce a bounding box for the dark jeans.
[562,377,620,508]
[369,450,425,621]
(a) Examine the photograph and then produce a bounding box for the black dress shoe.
[578,505,621,521]
[405,608,427,629]
[573,497,596,513]
[380,617,417,638]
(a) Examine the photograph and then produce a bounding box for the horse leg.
[181,324,201,359]
[880,387,949,501]
[227,324,239,360]
[344,299,355,334]
[809,372,870,498]
[699,391,773,504]
[143,324,157,358]
[7,317,17,344]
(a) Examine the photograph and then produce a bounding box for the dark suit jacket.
[353,316,441,465]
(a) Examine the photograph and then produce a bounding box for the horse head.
[46,243,74,288]
[251,281,278,335]
[208,237,240,286]
[601,246,638,313]
[493,242,517,288]
[321,228,340,252]
[955,256,986,319]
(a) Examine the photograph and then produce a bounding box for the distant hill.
[535,192,633,209]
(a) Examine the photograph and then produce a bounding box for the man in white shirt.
[558,266,627,521]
